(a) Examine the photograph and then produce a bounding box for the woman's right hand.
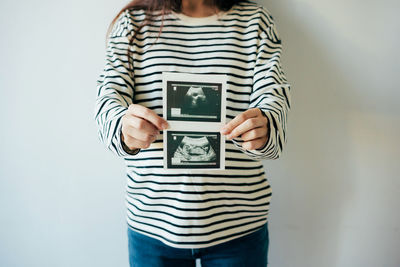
[121,104,169,150]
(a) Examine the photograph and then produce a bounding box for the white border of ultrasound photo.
[162,72,227,170]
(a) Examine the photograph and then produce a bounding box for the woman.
[94,0,291,266]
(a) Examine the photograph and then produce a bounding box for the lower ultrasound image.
[166,131,221,169]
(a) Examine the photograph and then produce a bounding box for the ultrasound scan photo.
[166,81,222,122]
[167,132,220,169]
[162,72,227,170]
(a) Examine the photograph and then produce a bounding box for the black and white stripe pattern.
[94,1,291,248]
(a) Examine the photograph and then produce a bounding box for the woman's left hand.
[220,108,269,150]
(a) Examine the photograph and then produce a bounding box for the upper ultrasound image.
[166,81,222,122]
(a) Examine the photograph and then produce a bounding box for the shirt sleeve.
[93,9,139,157]
[231,8,292,160]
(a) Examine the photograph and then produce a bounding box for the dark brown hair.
[106,0,248,71]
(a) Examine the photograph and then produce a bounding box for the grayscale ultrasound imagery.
[166,81,222,122]
[167,131,220,169]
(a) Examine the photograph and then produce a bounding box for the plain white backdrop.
[0,0,399,266]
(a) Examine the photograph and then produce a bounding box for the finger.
[227,117,267,140]
[242,137,268,150]
[220,108,261,135]
[123,134,155,149]
[123,115,159,135]
[128,104,168,130]
[122,116,159,142]
[241,127,268,141]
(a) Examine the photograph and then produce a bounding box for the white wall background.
[0,0,399,266]
[263,0,400,266]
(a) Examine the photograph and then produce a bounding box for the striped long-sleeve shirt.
[94,1,291,249]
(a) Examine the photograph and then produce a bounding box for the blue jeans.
[127,223,269,267]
